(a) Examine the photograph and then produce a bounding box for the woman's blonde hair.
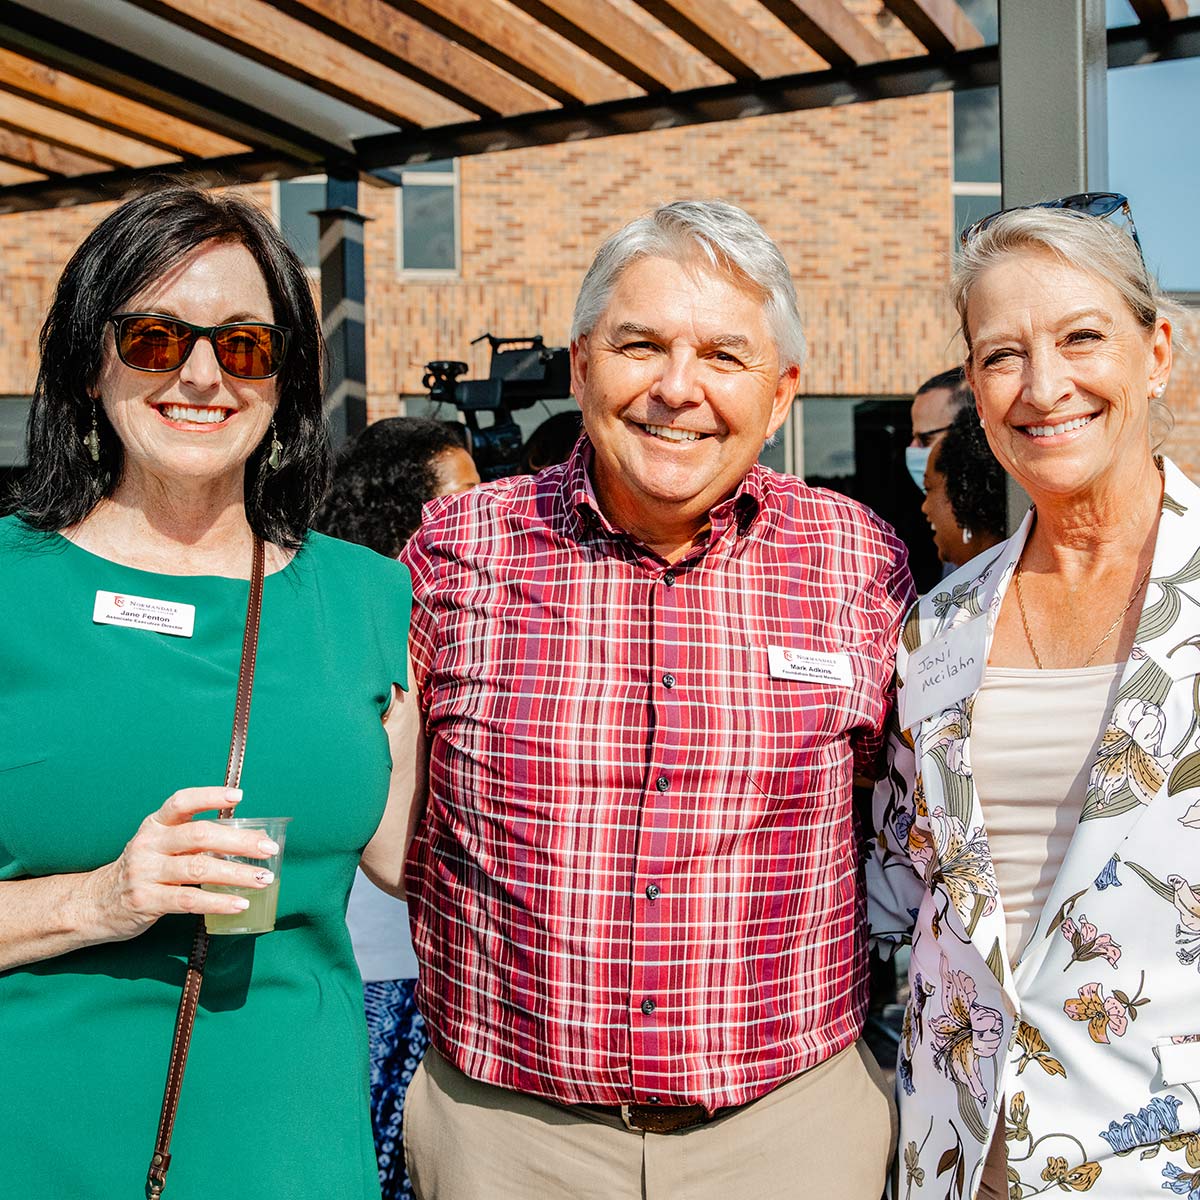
[953,205,1183,445]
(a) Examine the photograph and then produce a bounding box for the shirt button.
[645,883,661,900]
[662,571,676,586]
[647,1096,660,1104]
[641,998,657,1015]
[662,673,676,689]
[655,775,669,792]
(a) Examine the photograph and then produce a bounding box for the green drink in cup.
[202,817,292,935]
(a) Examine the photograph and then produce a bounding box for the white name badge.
[768,645,853,687]
[899,616,987,731]
[93,590,195,638]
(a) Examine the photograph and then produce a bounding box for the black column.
[316,173,370,448]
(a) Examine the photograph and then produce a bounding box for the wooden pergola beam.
[631,0,777,80]
[1129,0,1188,21]
[0,159,41,184]
[123,0,472,129]
[265,0,551,117]
[507,0,720,93]
[0,151,312,214]
[0,91,173,167]
[0,0,343,163]
[756,0,887,66]
[882,0,983,55]
[0,120,112,175]
[391,0,636,106]
[0,47,246,159]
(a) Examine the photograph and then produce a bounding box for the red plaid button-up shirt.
[401,442,913,1109]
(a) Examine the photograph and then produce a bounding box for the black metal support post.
[316,173,370,449]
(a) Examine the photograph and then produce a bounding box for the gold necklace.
[1014,557,1152,669]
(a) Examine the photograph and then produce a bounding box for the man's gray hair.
[571,200,807,371]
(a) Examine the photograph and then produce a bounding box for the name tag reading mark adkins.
[93,590,195,638]
[768,645,853,687]
[899,616,987,730]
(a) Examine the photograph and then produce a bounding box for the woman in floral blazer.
[870,200,1200,1200]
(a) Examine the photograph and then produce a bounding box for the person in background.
[314,415,479,1200]
[921,404,1006,569]
[871,195,1196,1199]
[400,200,911,1200]
[906,366,974,493]
[519,410,583,473]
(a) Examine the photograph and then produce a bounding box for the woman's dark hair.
[12,183,331,547]
[934,405,1007,542]
[314,417,469,557]
[519,410,583,474]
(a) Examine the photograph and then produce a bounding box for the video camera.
[423,333,572,480]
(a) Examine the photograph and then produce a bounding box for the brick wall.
[2,105,1198,477]
[361,91,958,414]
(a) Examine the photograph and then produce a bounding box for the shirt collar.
[563,436,766,553]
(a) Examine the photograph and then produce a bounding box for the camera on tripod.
[423,333,572,480]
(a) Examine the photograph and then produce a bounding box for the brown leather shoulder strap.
[146,536,265,1200]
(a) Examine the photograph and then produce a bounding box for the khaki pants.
[404,1041,897,1200]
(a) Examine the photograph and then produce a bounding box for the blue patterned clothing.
[364,979,429,1200]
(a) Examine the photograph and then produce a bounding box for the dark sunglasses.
[960,192,1142,259]
[109,313,290,380]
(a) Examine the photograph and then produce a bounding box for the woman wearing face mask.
[905,366,974,493]
[920,405,1006,570]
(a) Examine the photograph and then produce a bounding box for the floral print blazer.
[869,457,1200,1200]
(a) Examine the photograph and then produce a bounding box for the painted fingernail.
[232,897,250,910]
[254,870,274,885]
[258,839,279,855]
[224,788,243,805]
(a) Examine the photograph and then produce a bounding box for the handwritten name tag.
[767,645,853,687]
[899,616,987,730]
[93,590,195,638]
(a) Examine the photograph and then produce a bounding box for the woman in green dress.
[0,186,420,1198]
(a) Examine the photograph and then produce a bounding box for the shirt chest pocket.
[738,642,874,801]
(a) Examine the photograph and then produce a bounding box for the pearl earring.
[1153,383,1166,399]
[962,527,974,544]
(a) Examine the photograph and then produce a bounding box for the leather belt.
[574,1101,719,1133]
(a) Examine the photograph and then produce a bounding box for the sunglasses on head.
[960,192,1142,259]
[108,313,290,380]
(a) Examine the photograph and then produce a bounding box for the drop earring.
[83,398,100,463]
[267,419,283,471]
[962,527,973,544]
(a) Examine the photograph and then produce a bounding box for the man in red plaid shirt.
[399,201,913,1199]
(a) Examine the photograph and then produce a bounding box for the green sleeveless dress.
[0,515,411,1199]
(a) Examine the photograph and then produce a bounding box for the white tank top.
[969,661,1124,964]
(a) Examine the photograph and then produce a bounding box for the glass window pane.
[277,179,325,271]
[954,193,1001,243]
[1106,0,1137,26]
[402,158,454,175]
[402,183,456,271]
[0,394,30,466]
[953,88,1000,184]
[1110,57,1200,291]
[957,0,996,45]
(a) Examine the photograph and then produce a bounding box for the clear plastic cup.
[202,817,292,935]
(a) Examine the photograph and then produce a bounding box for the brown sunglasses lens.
[212,324,286,379]
[118,317,192,371]
[116,317,285,378]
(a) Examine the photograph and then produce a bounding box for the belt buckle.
[619,1103,639,1132]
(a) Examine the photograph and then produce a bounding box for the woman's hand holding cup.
[86,787,278,942]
